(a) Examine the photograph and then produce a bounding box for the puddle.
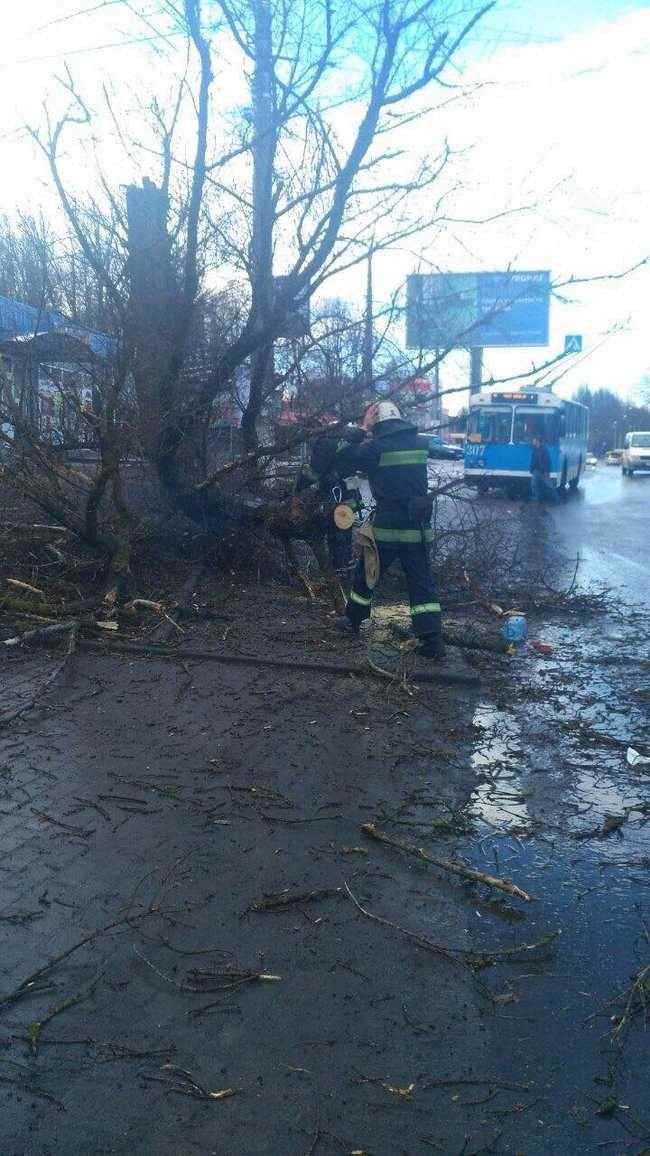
[453,606,650,1152]
[469,702,531,829]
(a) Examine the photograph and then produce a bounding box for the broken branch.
[74,638,482,687]
[0,909,171,1009]
[249,886,342,911]
[344,882,474,970]
[0,624,78,728]
[360,824,534,902]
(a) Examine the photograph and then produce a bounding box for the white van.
[622,431,650,475]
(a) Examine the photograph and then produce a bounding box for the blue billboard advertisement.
[406,270,550,349]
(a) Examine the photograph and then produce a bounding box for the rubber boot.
[334,615,360,637]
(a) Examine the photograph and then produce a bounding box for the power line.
[540,327,624,392]
[30,0,126,36]
[1,29,182,70]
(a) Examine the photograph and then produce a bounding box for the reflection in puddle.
[470,702,530,829]
[468,695,649,857]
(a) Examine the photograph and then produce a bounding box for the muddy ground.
[1,487,650,1155]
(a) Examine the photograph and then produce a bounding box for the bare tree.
[206,0,493,447]
[4,0,488,521]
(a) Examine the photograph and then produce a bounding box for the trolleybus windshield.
[512,408,559,444]
[467,407,512,443]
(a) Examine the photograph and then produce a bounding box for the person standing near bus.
[530,436,558,503]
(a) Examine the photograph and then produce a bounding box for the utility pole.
[69,251,77,318]
[243,0,277,452]
[362,240,374,392]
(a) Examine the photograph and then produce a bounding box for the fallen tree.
[0,0,517,593]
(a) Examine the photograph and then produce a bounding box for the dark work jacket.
[334,418,435,542]
[530,443,551,475]
[296,427,364,506]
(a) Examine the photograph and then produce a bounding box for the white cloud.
[381,7,650,403]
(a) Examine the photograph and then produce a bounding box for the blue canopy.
[0,294,114,359]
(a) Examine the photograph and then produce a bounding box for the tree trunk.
[241,0,276,452]
[125,179,178,470]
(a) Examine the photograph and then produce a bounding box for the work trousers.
[346,541,442,639]
[326,522,353,576]
[530,470,559,503]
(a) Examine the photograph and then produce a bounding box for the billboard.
[406,270,550,349]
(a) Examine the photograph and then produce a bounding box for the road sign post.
[564,335,582,354]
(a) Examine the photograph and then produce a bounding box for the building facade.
[1,295,110,442]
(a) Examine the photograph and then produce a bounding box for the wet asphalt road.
[550,464,649,602]
[1,466,648,1155]
[455,461,650,1154]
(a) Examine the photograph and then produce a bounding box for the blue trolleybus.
[463,386,589,497]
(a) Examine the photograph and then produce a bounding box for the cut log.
[2,620,83,648]
[0,594,100,620]
[7,579,46,597]
[0,594,58,619]
[442,618,509,654]
[384,614,510,655]
[361,823,533,902]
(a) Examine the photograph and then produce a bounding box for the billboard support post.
[470,347,483,395]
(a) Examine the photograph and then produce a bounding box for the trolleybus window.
[468,407,512,443]
[513,409,559,444]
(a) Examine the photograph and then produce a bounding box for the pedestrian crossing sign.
[564,334,582,353]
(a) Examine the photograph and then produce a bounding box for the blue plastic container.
[500,611,528,647]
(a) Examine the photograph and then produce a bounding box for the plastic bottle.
[500,609,528,647]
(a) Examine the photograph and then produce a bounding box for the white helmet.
[362,400,401,430]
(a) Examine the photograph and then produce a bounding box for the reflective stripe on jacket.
[335,418,434,536]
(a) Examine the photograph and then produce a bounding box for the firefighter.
[333,400,445,660]
[294,423,365,575]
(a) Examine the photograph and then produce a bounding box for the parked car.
[622,431,650,475]
[605,449,623,465]
[585,454,598,467]
[445,442,464,460]
[428,435,462,461]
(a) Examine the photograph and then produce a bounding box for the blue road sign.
[406,271,550,350]
[564,334,582,354]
